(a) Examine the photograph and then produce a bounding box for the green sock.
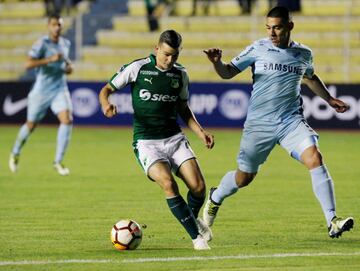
[187,191,205,218]
[166,195,199,239]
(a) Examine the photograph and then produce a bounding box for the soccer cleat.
[196,218,213,242]
[192,234,211,250]
[203,187,221,227]
[9,153,19,173]
[328,216,354,238]
[53,162,70,176]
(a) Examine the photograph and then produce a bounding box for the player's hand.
[64,62,73,74]
[203,48,222,64]
[203,131,215,149]
[328,97,350,113]
[48,53,63,63]
[102,104,118,118]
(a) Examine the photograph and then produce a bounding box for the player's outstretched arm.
[203,48,239,79]
[99,83,118,118]
[178,101,215,149]
[24,53,63,69]
[303,74,350,113]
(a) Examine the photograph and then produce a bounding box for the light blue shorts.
[237,117,318,173]
[27,89,73,122]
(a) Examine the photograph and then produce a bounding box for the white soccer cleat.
[203,187,221,227]
[53,162,70,176]
[9,153,19,173]
[196,218,213,242]
[192,234,211,250]
[328,216,354,238]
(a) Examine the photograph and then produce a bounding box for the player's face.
[155,42,180,70]
[266,17,292,48]
[48,18,63,41]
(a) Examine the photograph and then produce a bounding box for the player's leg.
[203,169,257,227]
[148,161,209,250]
[203,125,276,226]
[301,144,353,238]
[9,92,49,173]
[170,133,212,242]
[9,121,37,173]
[171,135,206,219]
[281,120,353,237]
[135,137,209,249]
[52,90,73,175]
[177,158,212,241]
[53,109,72,175]
[177,160,206,218]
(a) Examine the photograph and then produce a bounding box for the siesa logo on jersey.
[139,89,178,102]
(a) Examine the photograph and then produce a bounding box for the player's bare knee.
[160,178,178,195]
[238,177,253,188]
[26,121,37,131]
[60,119,72,125]
[189,182,206,197]
[303,151,323,169]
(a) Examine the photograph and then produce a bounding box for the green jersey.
[109,54,189,142]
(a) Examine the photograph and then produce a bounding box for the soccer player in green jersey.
[99,30,214,250]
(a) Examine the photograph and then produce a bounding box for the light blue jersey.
[231,38,314,122]
[231,38,317,173]
[29,35,71,95]
[27,35,72,122]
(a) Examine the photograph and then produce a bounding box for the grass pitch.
[0,125,359,271]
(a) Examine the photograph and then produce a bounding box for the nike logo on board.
[3,95,28,116]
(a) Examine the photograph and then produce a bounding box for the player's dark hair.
[159,29,182,48]
[48,13,61,22]
[267,6,291,23]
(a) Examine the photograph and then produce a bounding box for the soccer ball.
[111,219,142,250]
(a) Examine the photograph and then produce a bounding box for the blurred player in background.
[99,30,214,250]
[9,14,73,176]
[203,6,354,238]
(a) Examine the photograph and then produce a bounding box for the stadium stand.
[0,0,87,80]
[0,0,359,83]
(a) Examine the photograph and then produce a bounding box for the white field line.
[1,251,360,266]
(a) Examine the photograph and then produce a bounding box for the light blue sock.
[310,165,336,226]
[212,171,238,204]
[12,124,31,155]
[55,124,72,163]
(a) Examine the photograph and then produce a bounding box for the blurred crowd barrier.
[1,81,359,129]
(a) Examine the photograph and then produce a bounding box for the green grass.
[0,126,359,271]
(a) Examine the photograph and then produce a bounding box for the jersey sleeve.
[28,38,45,59]
[109,61,142,90]
[179,69,189,101]
[230,42,257,72]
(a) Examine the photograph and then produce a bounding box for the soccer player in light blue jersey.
[9,14,73,176]
[203,6,354,238]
